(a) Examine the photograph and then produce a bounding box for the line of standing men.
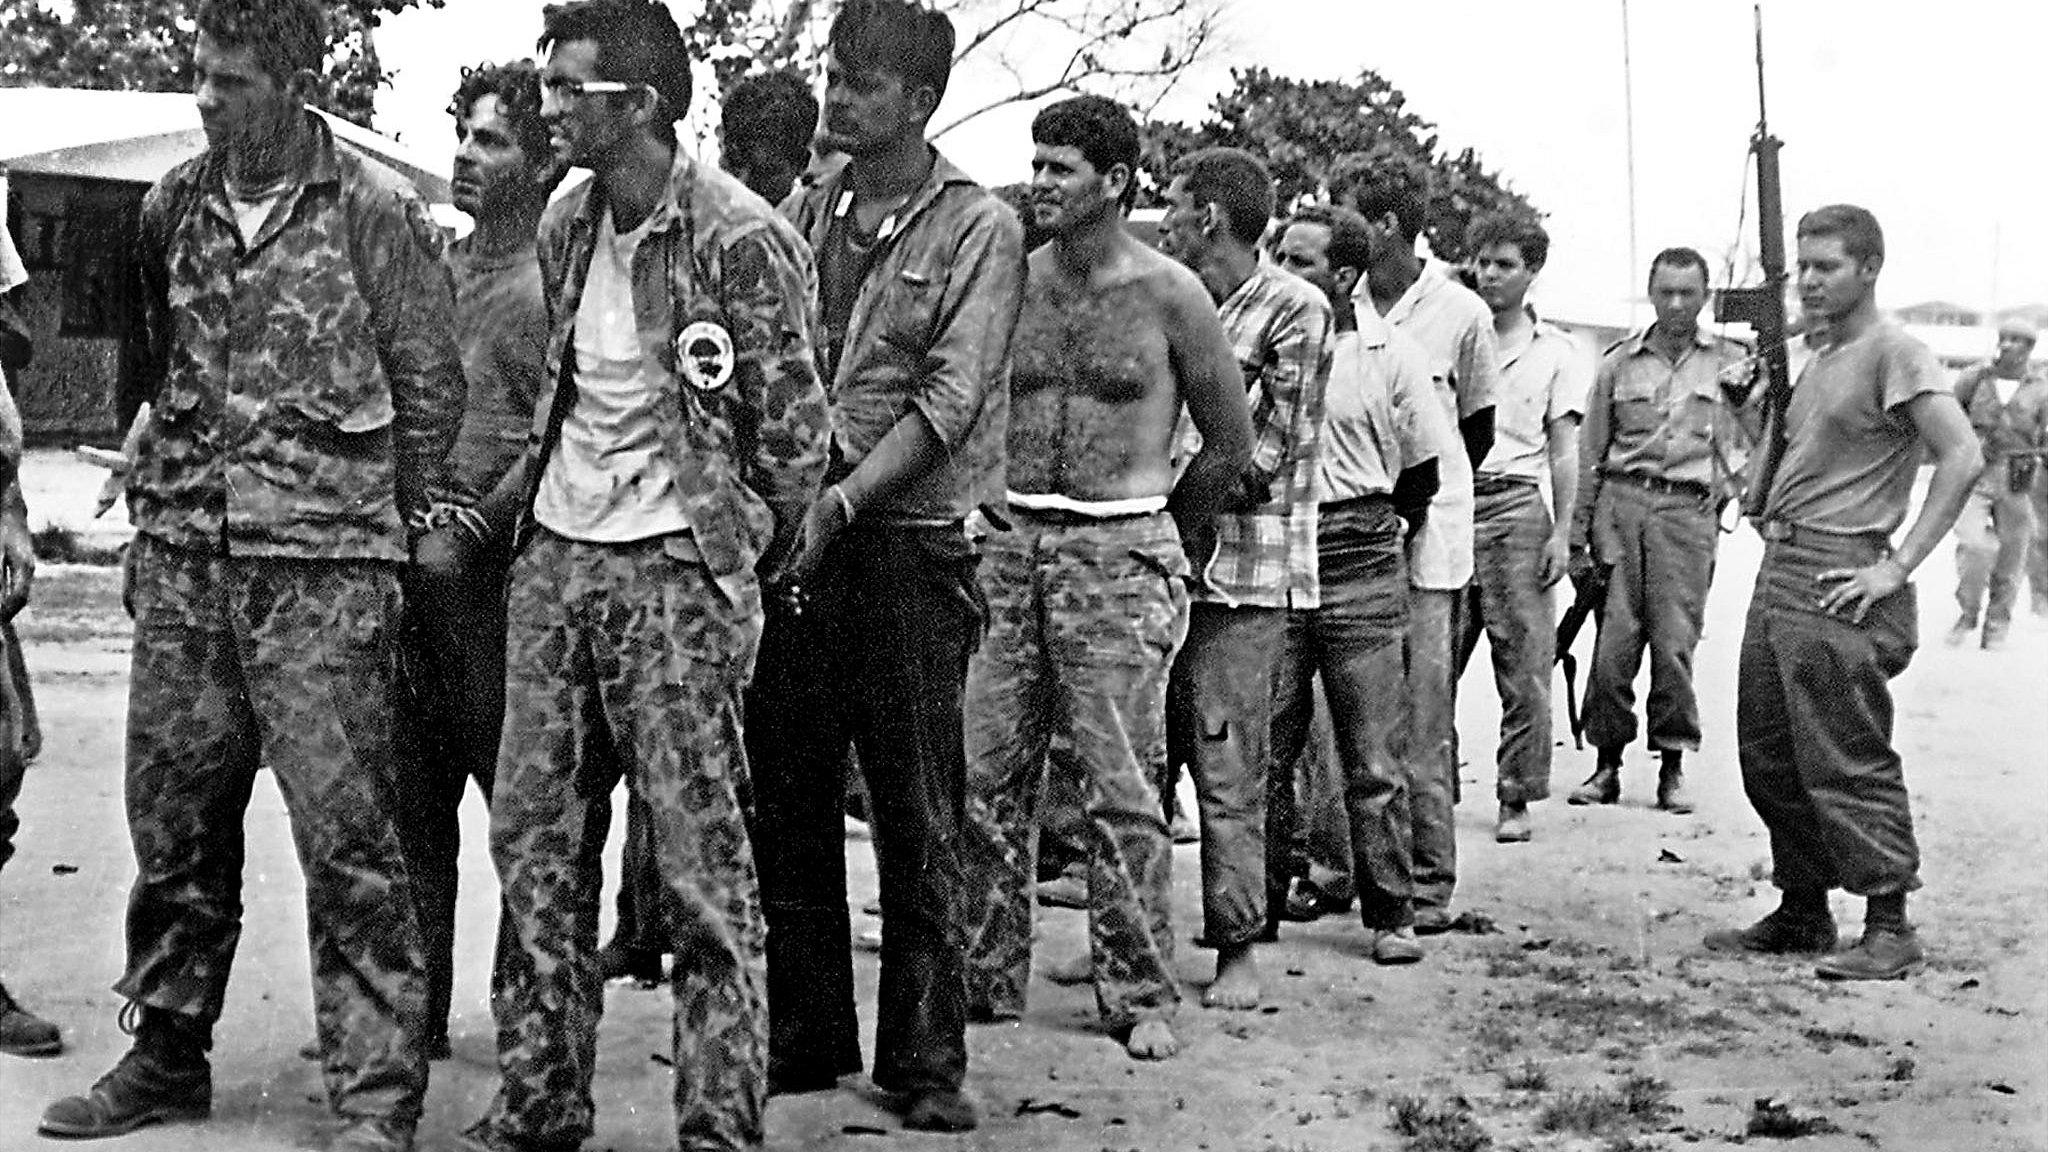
[7,2,1991,1151]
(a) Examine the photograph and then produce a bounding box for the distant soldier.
[959,95,1251,1060]
[1707,204,1981,982]
[0,220,50,1060]
[458,2,830,1150]
[1458,214,1589,829]
[1947,318,2048,649]
[40,2,464,1148]
[1569,248,1753,813]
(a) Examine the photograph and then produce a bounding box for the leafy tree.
[1142,66,1536,263]
[689,0,1222,141]
[0,0,446,128]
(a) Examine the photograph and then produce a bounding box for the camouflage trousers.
[116,537,427,1124]
[480,530,766,1152]
[962,510,1188,1028]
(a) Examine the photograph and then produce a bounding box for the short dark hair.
[196,0,326,85]
[829,0,956,105]
[1797,203,1885,264]
[721,70,818,175]
[1465,212,1550,272]
[1339,168,1428,245]
[1032,95,1140,208]
[1647,246,1710,286]
[1172,147,1274,247]
[539,0,693,139]
[1283,205,1373,277]
[450,59,563,192]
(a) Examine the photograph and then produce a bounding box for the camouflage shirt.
[492,151,830,592]
[787,150,1025,521]
[129,113,464,561]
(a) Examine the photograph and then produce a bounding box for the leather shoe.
[1703,910,1839,955]
[1568,764,1620,806]
[0,981,61,1057]
[1370,927,1424,965]
[1815,926,1923,981]
[901,1088,979,1132]
[40,1047,211,1138]
[1411,907,1454,936]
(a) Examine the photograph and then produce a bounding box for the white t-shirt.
[532,207,693,543]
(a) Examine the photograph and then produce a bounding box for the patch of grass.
[1884,1056,1916,1082]
[1389,1094,1492,1152]
[1496,986,1736,1055]
[1501,1060,1550,1092]
[1535,1076,1677,1139]
[30,525,123,566]
[1745,1098,1841,1139]
[1800,1025,1875,1051]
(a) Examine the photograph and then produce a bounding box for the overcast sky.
[375,0,2043,329]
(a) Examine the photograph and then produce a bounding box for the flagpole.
[1620,0,1641,329]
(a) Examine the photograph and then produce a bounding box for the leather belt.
[1602,469,1712,503]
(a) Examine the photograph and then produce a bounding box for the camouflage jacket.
[485,151,830,592]
[130,113,463,561]
[787,150,1025,520]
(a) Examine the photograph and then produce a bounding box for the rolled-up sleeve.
[908,201,1024,452]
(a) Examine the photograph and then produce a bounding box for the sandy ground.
[0,456,2044,1152]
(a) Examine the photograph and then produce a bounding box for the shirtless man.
[960,94,1252,1060]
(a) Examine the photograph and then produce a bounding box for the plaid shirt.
[1198,261,1333,609]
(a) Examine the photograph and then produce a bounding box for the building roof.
[0,88,449,202]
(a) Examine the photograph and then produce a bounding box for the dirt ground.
[0,453,2043,1152]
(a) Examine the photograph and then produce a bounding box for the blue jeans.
[1453,480,1555,803]
[1269,499,1414,929]
[746,523,984,1094]
[1169,601,1291,949]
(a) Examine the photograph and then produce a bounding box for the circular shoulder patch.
[676,321,736,391]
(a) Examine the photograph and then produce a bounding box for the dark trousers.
[395,552,507,1043]
[746,524,983,1094]
[1737,534,1920,897]
[1268,500,1414,929]
[0,619,34,875]
[1584,480,1718,753]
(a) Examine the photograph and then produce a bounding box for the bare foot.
[1122,1019,1179,1060]
[1042,952,1092,986]
[1201,943,1261,1009]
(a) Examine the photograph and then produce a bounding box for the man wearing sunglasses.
[459,2,830,1150]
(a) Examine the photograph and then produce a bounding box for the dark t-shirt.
[818,207,883,385]
[447,237,548,500]
[1762,322,1946,537]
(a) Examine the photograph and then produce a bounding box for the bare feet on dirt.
[1202,943,1261,1009]
[1121,1019,1179,1060]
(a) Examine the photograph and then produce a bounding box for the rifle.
[1553,565,1610,750]
[1716,4,1791,520]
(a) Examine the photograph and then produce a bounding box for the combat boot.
[1567,748,1622,806]
[40,1005,212,1138]
[1655,750,1694,814]
[1815,925,1923,981]
[0,979,61,1056]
